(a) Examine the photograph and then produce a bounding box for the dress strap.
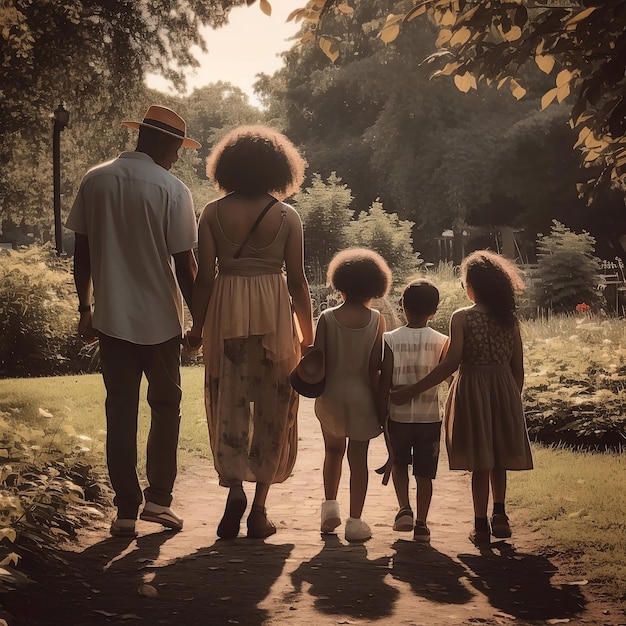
[234,197,279,259]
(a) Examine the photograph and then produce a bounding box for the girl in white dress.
[314,248,390,542]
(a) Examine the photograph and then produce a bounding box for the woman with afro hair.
[188,126,314,539]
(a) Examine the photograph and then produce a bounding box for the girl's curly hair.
[462,250,526,324]
[327,248,392,302]
[206,125,306,198]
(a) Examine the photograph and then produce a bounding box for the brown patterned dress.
[444,309,533,471]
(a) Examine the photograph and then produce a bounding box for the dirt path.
[5,398,625,625]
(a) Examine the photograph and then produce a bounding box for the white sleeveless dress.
[314,307,382,441]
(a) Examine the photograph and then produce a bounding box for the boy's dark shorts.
[388,420,441,480]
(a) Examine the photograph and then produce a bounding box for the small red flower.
[576,303,590,313]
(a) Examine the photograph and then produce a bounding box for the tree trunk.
[499,226,516,260]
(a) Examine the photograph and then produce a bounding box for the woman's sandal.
[217,486,247,539]
[246,504,277,539]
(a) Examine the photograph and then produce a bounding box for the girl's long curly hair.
[462,250,525,324]
[206,125,306,199]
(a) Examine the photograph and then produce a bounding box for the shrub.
[0,407,109,594]
[345,202,422,285]
[0,245,80,377]
[293,173,354,285]
[522,314,626,450]
[535,221,606,314]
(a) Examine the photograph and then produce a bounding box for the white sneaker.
[320,500,341,533]
[345,517,371,542]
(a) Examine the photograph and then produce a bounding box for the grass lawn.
[508,445,626,599]
[1,366,626,599]
[0,366,210,472]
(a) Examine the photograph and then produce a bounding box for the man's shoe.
[110,518,137,538]
[140,502,183,531]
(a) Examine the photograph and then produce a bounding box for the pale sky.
[145,1,303,107]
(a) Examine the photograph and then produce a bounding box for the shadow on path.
[458,540,587,622]
[390,538,474,605]
[287,534,399,619]
[4,531,293,626]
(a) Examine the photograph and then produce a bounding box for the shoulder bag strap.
[234,197,279,259]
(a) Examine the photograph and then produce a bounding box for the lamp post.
[53,103,70,254]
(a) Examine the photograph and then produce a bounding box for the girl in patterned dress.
[314,249,390,542]
[391,250,533,546]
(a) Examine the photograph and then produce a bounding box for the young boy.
[378,279,449,542]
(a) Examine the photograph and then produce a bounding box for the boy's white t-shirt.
[384,325,449,424]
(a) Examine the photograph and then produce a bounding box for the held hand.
[389,384,417,406]
[77,312,97,344]
[182,329,202,355]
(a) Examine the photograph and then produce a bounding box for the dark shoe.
[393,507,414,532]
[469,528,491,546]
[247,505,277,539]
[413,520,430,543]
[217,487,247,539]
[490,513,512,538]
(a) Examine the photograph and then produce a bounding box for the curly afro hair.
[462,249,525,324]
[206,125,306,198]
[327,248,392,302]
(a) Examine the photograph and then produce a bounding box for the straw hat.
[290,347,325,398]
[122,105,201,149]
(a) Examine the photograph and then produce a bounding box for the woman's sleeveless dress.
[314,307,382,441]
[202,203,300,487]
[445,309,533,471]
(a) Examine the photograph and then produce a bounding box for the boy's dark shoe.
[413,519,431,543]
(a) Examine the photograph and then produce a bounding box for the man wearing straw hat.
[66,105,201,537]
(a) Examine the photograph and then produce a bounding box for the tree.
[535,220,605,313]
[346,202,422,282]
[261,0,544,260]
[0,0,249,196]
[1,1,244,133]
[292,173,354,284]
[285,0,626,200]
[1,1,255,238]
[2,80,264,240]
